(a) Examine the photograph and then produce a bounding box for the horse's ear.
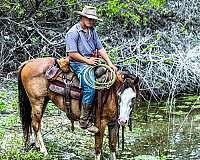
[133,77,140,97]
[116,71,124,82]
[121,71,130,79]
[133,76,139,86]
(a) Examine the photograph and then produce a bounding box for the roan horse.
[18,57,139,159]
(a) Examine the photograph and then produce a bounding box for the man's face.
[82,16,96,28]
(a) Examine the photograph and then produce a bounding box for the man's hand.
[108,63,118,72]
[86,57,99,65]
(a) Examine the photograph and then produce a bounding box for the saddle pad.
[45,65,62,81]
[49,80,82,100]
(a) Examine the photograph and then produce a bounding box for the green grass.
[0,101,6,110]
[0,149,57,160]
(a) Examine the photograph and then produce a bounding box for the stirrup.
[86,124,99,133]
[80,120,99,133]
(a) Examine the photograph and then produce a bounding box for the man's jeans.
[70,63,95,105]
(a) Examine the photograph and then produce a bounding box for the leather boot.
[80,104,99,133]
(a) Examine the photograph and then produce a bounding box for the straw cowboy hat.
[75,6,103,21]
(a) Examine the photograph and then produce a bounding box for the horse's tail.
[18,61,32,147]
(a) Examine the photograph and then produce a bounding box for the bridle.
[116,72,138,150]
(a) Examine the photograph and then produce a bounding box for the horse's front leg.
[108,121,119,160]
[95,120,107,160]
[31,99,48,155]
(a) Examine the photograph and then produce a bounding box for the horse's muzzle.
[118,118,127,126]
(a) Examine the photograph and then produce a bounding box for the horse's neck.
[114,79,123,94]
[106,80,122,105]
[95,80,122,110]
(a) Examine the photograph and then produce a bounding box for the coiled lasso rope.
[83,64,116,90]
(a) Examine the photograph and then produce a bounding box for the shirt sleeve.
[93,30,103,50]
[65,31,79,53]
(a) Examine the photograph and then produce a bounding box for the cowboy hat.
[75,6,103,21]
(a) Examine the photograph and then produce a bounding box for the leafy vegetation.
[1,0,166,26]
[98,0,166,26]
[1,0,199,99]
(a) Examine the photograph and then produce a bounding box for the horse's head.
[116,71,139,126]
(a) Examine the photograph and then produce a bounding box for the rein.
[117,78,135,151]
[119,110,134,151]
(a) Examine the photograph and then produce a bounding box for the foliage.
[2,0,76,19]
[193,115,200,121]
[1,0,200,99]
[98,0,166,26]
[2,0,166,26]
[0,147,58,160]
[2,0,25,16]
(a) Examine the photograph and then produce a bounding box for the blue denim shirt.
[65,22,103,66]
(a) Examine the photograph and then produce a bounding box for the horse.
[18,57,139,160]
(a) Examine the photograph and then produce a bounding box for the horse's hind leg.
[108,122,118,160]
[31,97,48,155]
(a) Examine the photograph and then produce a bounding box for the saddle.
[45,57,108,120]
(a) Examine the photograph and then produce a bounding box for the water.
[120,118,200,159]
[119,95,200,160]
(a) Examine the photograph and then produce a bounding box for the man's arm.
[98,48,112,65]
[98,48,118,71]
[68,52,99,65]
[94,30,117,71]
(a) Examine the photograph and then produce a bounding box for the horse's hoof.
[110,152,117,160]
[95,154,101,160]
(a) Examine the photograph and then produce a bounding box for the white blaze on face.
[118,87,136,126]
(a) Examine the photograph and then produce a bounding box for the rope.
[83,64,116,90]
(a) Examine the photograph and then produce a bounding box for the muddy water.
[120,117,200,160]
[118,95,200,160]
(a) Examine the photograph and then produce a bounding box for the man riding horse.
[65,6,117,133]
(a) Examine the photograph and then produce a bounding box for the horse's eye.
[121,75,125,79]
[118,96,122,103]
